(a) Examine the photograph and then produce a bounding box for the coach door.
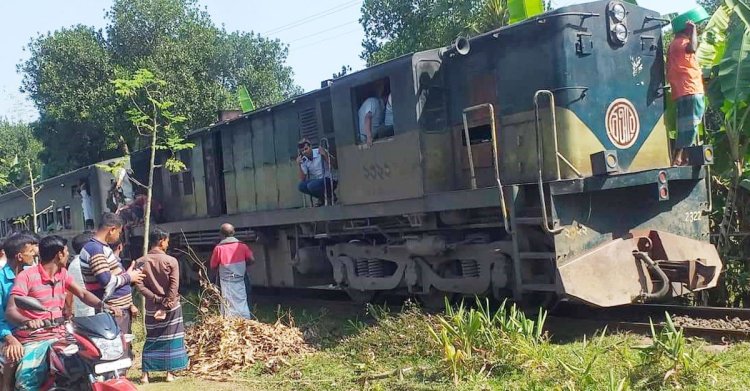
[202,131,226,217]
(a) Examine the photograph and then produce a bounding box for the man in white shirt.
[108,162,135,204]
[358,95,383,146]
[79,180,95,230]
[296,138,337,206]
[66,231,95,318]
[116,168,134,203]
[382,93,394,137]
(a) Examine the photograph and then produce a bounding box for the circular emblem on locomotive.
[605,98,640,149]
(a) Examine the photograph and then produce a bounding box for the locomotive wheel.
[345,288,376,304]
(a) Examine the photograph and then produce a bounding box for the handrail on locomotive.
[461,103,511,234]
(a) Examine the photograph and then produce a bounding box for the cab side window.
[353,77,394,145]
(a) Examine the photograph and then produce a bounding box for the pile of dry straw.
[183,258,312,377]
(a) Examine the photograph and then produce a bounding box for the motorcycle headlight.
[90,337,124,361]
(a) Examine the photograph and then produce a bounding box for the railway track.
[249,288,750,342]
[549,302,750,342]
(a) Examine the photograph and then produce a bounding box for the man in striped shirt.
[79,213,144,345]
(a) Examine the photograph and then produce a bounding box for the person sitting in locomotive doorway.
[108,161,135,204]
[667,20,705,166]
[296,138,337,207]
[357,81,386,147]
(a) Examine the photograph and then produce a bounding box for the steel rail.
[549,302,750,342]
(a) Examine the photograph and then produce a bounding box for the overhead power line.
[263,0,362,36]
[286,20,358,44]
[292,27,362,50]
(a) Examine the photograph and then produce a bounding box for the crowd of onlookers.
[0,212,189,389]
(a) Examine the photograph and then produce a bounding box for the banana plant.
[697,0,750,255]
[701,0,750,167]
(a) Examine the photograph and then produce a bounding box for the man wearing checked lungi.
[667,20,705,166]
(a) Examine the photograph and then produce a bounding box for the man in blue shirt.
[0,234,39,389]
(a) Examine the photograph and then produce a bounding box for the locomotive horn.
[439,37,471,58]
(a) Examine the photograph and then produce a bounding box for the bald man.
[209,224,254,319]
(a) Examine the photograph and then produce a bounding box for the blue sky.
[0,0,699,123]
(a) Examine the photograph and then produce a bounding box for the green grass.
[128,297,750,391]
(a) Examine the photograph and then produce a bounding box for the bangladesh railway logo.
[605,98,640,149]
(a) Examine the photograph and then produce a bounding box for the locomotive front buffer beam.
[557,230,721,307]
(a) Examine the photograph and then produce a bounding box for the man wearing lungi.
[209,223,254,319]
[667,20,705,166]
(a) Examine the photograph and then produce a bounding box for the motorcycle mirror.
[15,296,47,313]
[123,334,135,343]
[62,344,79,356]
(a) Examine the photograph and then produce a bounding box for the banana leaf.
[727,0,750,28]
[696,4,732,70]
[707,11,750,162]
[712,18,750,106]
[237,85,255,113]
[508,0,544,24]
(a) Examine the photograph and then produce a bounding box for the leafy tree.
[359,0,551,66]
[0,121,55,232]
[699,0,723,14]
[19,0,301,176]
[360,0,513,66]
[0,120,43,192]
[113,69,194,255]
[333,65,353,79]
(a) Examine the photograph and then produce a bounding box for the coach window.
[56,208,63,230]
[353,77,394,145]
[63,206,72,229]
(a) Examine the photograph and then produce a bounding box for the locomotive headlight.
[611,3,626,22]
[611,23,629,44]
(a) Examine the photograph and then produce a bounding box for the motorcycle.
[14,296,138,391]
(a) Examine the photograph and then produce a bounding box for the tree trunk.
[28,160,37,233]
[142,131,157,257]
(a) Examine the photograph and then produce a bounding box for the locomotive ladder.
[508,90,586,301]
[461,103,558,300]
[461,103,511,233]
[508,186,559,301]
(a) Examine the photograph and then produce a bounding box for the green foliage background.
[0,120,43,192]
[359,0,518,66]
[18,0,301,177]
